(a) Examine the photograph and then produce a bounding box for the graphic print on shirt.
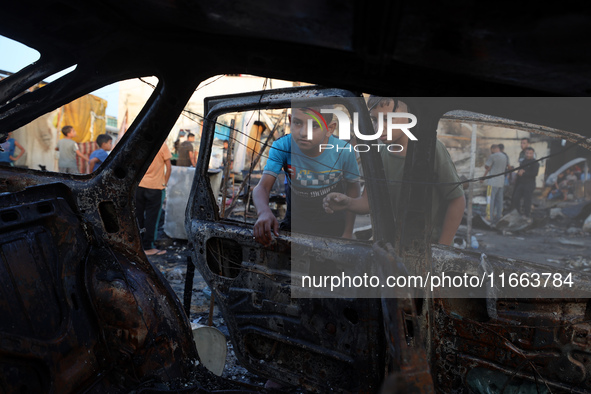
[295,168,343,187]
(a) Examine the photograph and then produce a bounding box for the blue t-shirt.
[263,134,360,236]
[264,134,360,189]
[89,148,109,171]
[0,138,16,163]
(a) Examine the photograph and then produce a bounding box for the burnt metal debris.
[2,0,591,393]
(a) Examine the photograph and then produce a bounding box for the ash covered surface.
[462,200,591,267]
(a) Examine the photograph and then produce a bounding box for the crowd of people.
[8,105,586,256]
[482,135,591,224]
[251,103,586,247]
[547,165,588,201]
[482,138,540,222]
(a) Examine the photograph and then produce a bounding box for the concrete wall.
[12,110,59,171]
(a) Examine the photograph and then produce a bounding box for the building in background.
[118,74,295,172]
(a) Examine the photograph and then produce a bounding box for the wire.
[184,107,579,191]
[194,75,225,92]
[138,78,582,189]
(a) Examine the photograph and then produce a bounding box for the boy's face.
[103,140,113,151]
[290,108,335,154]
[69,128,77,138]
[521,139,529,150]
[525,149,534,160]
[369,100,408,144]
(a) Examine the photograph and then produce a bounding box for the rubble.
[493,209,533,233]
[565,256,591,270]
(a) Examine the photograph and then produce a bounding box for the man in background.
[518,137,536,165]
[323,97,465,246]
[136,143,172,256]
[511,147,539,217]
[482,144,508,222]
[177,132,197,167]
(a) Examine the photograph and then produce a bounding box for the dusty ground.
[464,199,591,269]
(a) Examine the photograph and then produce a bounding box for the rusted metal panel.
[432,297,591,392]
[0,184,200,392]
[190,220,386,392]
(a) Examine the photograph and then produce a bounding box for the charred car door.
[188,86,398,392]
[0,69,201,392]
[395,98,591,393]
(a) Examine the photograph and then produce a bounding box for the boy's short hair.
[61,125,73,136]
[367,95,412,115]
[187,132,195,138]
[498,143,505,151]
[521,137,530,143]
[367,96,399,112]
[491,144,499,150]
[525,147,535,152]
[96,133,113,147]
[291,102,335,124]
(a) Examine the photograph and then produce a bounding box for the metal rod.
[183,255,195,318]
[221,118,236,217]
[225,109,286,215]
[466,123,477,246]
[208,293,215,327]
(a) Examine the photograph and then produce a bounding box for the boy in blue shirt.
[253,106,360,246]
[89,134,113,172]
[0,132,25,166]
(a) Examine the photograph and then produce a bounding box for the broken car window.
[195,104,369,243]
[438,109,591,277]
[1,76,155,175]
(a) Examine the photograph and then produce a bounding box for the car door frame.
[187,85,405,391]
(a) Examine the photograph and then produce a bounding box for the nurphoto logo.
[302,107,418,153]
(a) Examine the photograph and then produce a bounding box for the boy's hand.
[323,192,350,214]
[253,211,279,246]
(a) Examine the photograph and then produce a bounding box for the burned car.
[2,1,591,393]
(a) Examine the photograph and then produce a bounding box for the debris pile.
[150,239,268,389]
[564,256,591,271]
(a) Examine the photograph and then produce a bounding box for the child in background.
[57,125,89,174]
[0,131,25,166]
[89,134,113,172]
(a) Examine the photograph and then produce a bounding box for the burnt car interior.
[2,0,591,393]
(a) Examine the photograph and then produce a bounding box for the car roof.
[2,0,591,136]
